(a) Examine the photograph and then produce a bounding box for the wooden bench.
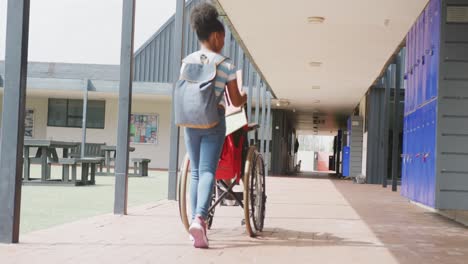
[60,157,104,185]
[132,158,151,177]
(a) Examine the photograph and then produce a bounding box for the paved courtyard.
[2,173,468,264]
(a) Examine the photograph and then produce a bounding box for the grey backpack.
[174,51,227,129]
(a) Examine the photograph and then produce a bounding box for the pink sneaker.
[189,215,209,248]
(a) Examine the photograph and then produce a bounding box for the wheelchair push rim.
[243,146,266,237]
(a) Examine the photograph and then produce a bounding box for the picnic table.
[23,140,80,183]
[101,145,136,175]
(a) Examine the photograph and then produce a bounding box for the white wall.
[362,132,368,176]
[297,150,315,172]
[0,94,185,169]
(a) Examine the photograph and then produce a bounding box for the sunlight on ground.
[20,165,168,234]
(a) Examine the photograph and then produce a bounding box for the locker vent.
[447,6,468,23]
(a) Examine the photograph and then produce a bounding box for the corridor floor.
[1,174,467,264]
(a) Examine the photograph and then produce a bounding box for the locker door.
[409,112,415,200]
[405,32,410,115]
[423,7,430,103]
[422,106,429,204]
[431,0,441,99]
[417,15,424,107]
[409,26,415,112]
[403,115,409,196]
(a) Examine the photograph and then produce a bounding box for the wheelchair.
[178,120,267,237]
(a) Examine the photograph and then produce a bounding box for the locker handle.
[422,55,425,65]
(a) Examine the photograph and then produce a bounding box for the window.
[48,99,105,129]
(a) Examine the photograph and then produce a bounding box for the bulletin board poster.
[130,113,158,144]
[24,109,34,138]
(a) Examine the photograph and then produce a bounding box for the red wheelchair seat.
[215,126,247,181]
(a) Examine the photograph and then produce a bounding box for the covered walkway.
[1,174,467,264]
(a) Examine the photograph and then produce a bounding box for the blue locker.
[406,26,410,112]
[410,112,418,199]
[410,22,416,111]
[418,107,423,204]
[402,115,409,197]
[422,106,429,204]
[401,116,406,196]
[410,112,415,200]
[427,0,434,100]
[414,21,418,110]
[416,108,421,203]
[430,0,441,100]
[342,146,350,177]
[410,25,415,112]
[416,15,423,108]
[401,0,443,208]
[414,110,419,203]
[422,7,430,104]
[404,35,410,115]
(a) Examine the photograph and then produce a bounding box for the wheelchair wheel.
[178,153,216,233]
[243,146,266,237]
[178,153,191,232]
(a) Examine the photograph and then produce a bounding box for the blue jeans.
[184,109,226,220]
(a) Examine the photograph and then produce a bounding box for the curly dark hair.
[190,2,225,41]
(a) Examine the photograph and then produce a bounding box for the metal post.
[247,65,254,143]
[368,86,379,184]
[265,91,272,176]
[81,79,89,158]
[237,45,244,76]
[223,28,231,57]
[382,65,394,188]
[392,53,403,192]
[114,0,135,215]
[260,84,266,157]
[255,75,260,125]
[0,0,30,244]
[247,65,253,123]
[168,0,185,200]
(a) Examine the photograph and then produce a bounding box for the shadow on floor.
[331,180,468,264]
[208,227,378,250]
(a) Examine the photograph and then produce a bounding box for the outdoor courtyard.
[20,165,167,234]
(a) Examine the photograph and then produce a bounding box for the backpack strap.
[211,53,227,66]
[183,50,227,66]
[180,51,229,84]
